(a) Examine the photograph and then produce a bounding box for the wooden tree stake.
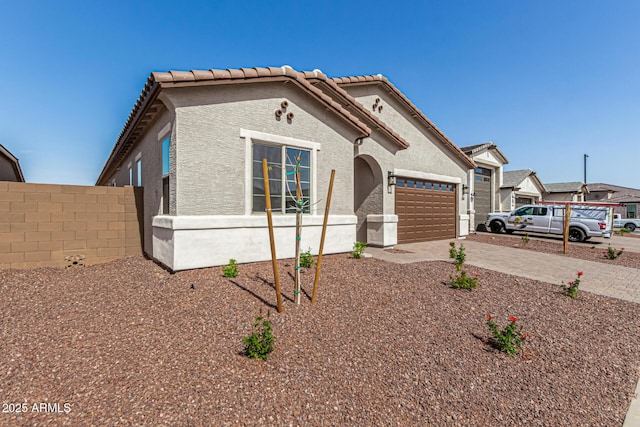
[312,169,335,304]
[294,158,302,304]
[563,202,571,254]
[262,159,283,313]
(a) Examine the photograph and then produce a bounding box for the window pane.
[162,137,170,176]
[407,180,415,188]
[396,178,405,187]
[136,160,142,186]
[253,178,282,196]
[433,183,440,190]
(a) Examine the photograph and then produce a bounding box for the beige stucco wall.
[106,107,172,255]
[343,84,470,230]
[517,176,543,198]
[163,82,361,217]
[543,192,583,202]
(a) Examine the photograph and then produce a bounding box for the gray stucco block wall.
[163,83,362,217]
[108,108,172,255]
[345,85,470,218]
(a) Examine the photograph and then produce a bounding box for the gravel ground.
[467,232,640,269]
[1,255,639,426]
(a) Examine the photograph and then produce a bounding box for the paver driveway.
[368,235,640,304]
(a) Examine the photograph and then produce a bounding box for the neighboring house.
[460,142,509,231]
[0,144,25,182]
[586,183,640,219]
[543,182,588,202]
[96,66,475,271]
[500,169,545,211]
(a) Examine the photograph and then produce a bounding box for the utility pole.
[583,154,588,183]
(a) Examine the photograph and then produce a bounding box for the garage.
[395,177,456,243]
[474,167,492,229]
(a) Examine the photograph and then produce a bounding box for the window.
[252,143,311,213]
[128,166,133,186]
[136,159,142,186]
[628,205,637,219]
[533,207,548,216]
[514,206,534,216]
[161,136,170,214]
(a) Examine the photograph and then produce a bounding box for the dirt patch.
[467,232,640,269]
[1,255,639,426]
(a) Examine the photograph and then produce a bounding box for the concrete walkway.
[366,236,640,426]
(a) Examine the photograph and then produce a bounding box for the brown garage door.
[395,178,457,243]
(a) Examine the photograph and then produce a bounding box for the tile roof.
[587,182,640,195]
[98,65,478,184]
[0,143,25,182]
[502,169,537,188]
[97,66,372,184]
[298,69,409,149]
[331,74,476,169]
[152,66,371,136]
[544,182,586,193]
[460,141,509,164]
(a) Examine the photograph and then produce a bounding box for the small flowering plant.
[486,314,528,356]
[450,271,480,290]
[561,271,583,299]
[604,245,624,260]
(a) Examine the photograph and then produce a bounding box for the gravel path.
[467,232,640,269]
[1,255,639,426]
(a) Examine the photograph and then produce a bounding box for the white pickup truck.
[614,214,640,232]
[485,204,613,242]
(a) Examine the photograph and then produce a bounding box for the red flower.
[577,271,583,277]
[621,248,625,251]
[509,315,519,323]
[485,314,494,321]
[474,274,480,278]
[568,281,574,286]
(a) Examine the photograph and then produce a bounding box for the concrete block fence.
[0,182,143,269]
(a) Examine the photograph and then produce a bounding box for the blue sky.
[1,1,638,188]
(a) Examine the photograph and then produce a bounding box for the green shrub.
[352,241,367,259]
[561,271,583,299]
[486,314,528,356]
[222,259,239,278]
[521,233,530,244]
[604,245,624,260]
[300,248,314,268]
[448,242,466,272]
[450,270,480,290]
[243,311,275,360]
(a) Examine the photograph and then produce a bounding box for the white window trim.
[128,163,133,186]
[241,128,320,216]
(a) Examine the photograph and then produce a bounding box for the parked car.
[613,214,640,232]
[485,204,612,242]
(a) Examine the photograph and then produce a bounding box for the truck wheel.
[568,227,586,242]
[490,220,504,233]
[624,223,636,232]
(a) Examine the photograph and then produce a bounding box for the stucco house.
[542,182,588,202]
[500,169,544,211]
[0,144,25,182]
[586,183,640,219]
[97,66,475,271]
[460,142,509,231]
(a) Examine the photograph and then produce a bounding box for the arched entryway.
[354,155,384,243]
